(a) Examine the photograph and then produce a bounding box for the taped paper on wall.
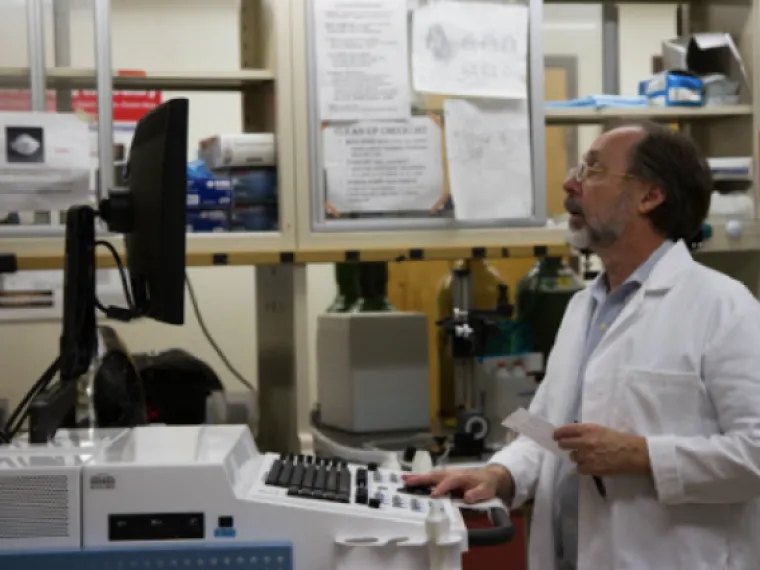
[323,116,443,212]
[443,98,533,220]
[0,112,90,211]
[502,408,569,458]
[314,0,411,121]
[412,1,529,99]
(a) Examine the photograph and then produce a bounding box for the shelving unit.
[544,0,760,295]
[0,0,757,269]
[0,0,756,454]
[0,0,297,269]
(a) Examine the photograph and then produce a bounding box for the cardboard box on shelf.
[662,33,749,105]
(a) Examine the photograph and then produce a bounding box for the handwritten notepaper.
[322,117,443,213]
[502,408,569,458]
[314,0,411,121]
[443,98,533,221]
[412,1,528,99]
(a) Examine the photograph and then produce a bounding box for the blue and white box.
[186,209,229,232]
[187,177,232,209]
[186,159,232,209]
[640,71,704,107]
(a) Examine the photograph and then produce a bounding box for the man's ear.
[637,183,665,214]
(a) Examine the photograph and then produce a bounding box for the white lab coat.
[490,241,760,570]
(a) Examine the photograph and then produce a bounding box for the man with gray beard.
[405,122,760,570]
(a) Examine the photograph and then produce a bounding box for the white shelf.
[694,220,760,253]
[0,67,274,92]
[545,105,753,125]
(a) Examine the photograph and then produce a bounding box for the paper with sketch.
[0,111,90,211]
[323,116,443,212]
[502,408,569,458]
[314,0,411,121]
[443,98,533,220]
[412,1,528,99]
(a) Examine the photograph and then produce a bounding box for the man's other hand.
[402,464,513,503]
[554,422,651,476]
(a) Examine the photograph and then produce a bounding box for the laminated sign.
[0,111,90,211]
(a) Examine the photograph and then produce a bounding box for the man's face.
[563,128,644,251]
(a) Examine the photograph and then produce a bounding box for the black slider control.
[326,467,338,493]
[314,465,328,491]
[290,461,305,488]
[265,460,283,486]
[338,468,351,496]
[302,463,317,489]
[356,468,368,487]
[277,461,294,487]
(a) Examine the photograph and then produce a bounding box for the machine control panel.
[260,453,435,515]
[265,453,352,503]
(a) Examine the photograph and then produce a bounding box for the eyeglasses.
[570,161,635,183]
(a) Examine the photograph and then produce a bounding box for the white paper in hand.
[502,408,569,458]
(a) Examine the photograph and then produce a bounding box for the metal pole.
[53,0,73,112]
[94,0,114,198]
[452,268,475,409]
[601,3,620,95]
[26,0,46,111]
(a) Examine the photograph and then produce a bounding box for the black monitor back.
[124,98,188,325]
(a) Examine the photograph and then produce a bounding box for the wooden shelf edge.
[545,105,752,125]
[5,223,758,270]
[0,67,275,92]
[1,235,572,270]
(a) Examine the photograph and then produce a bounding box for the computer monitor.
[117,99,188,324]
[11,97,190,444]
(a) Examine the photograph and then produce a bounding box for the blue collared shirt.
[554,239,675,570]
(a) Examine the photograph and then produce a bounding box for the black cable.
[0,244,134,443]
[0,357,61,442]
[185,272,255,392]
[94,240,138,321]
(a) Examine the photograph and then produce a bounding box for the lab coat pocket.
[615,368,705,436]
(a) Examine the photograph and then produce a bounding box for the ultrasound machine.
[0,99,513,570]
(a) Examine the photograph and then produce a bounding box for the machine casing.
[0,425,470,570]
[317,312,430,432]
[0,428,127,552]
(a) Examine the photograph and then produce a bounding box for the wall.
[618,4,678,96]
[0,0,675,415]
[543,2,603,156]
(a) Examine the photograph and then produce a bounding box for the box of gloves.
[640,71,704,107]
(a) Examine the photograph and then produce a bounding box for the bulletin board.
[305,0,548,233]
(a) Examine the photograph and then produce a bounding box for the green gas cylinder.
[516,256,585,364]
[352,262,395,312]
[326,262,360,313]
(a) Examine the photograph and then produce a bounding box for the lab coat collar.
[577,240,693,358]
[587,239,692,296]
[641,239,693,293]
